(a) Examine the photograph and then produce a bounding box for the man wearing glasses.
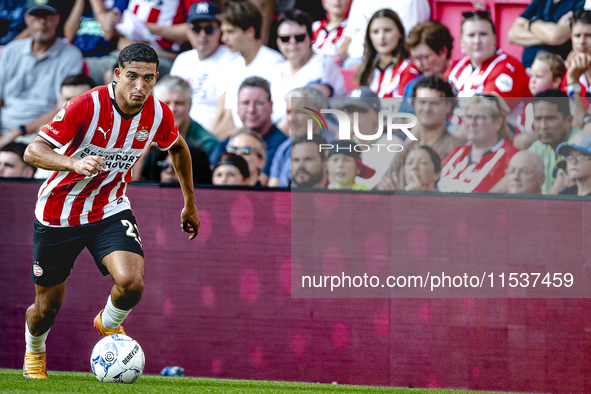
[507,151,545,194]
[225,129,268,186]
[557,133,591,196]
[169,1,238,130]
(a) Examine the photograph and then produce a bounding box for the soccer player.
[21,43,200,379]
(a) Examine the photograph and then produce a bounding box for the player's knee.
[118,275,144,301]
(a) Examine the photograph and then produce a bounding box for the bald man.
[507,151,546,194]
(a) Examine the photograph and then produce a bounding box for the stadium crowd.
[2,0,591,196]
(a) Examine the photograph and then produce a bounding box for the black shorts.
[31,210,144,287]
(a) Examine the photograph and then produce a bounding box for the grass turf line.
[0,369,522,394]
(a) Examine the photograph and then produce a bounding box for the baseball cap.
[26,0,59,15]
[214,153,250,179]
[327,140,376,179]
[556,132,591,157]
[187,1,220,23]
[341,87,381,112]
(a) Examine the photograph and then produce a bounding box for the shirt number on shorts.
[121,220,142,249]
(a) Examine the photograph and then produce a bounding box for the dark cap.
[214,153,250,179]
[327,140,376,179]
[26,0,59,15]
[188,1,220,22]
[341,87,381,111]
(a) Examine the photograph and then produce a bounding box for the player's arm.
[24,136,106,176]
[168,136,200,240]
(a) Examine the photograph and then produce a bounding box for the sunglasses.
[226,145,260,156]
[474,93,503,112]
[462,10,491,19]
[278,34,307,43]
[191,25,217,35]
[157,160,173,170]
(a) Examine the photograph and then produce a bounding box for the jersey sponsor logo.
[135,129,149,141]
[33,262,43,277]
[46,124,59,135]
[495,73,513,93]
[98,127,110,139]
[53,108,66,122]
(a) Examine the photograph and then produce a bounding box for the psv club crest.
[135,128,149,141]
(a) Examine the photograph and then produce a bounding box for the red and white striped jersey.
[128,0,199,53]
[312,19,347,59]
[445,50,531,110]
[438,139,518,193]
[560,71,591,108]
[35,83,179,227]
[369,59,420,98]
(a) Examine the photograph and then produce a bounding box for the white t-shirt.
[345,0,431,59]
[170,45,238,129]
[218,46,284,128]
[267,53,347,123]
[357,134,404,189]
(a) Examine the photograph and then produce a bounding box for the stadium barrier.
[1,180,590,393]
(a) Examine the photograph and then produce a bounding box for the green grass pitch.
[0,369,523,394]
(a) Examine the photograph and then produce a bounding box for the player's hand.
[567,53,591,83]
[73,155,106,177]
[180,204,200,240]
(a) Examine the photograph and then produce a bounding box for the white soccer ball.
[90,334,145,383]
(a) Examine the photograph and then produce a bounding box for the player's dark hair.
[118,43,159,70]
[571,9,591,29]
[407,20,453,60]
[277,9,313,39]
[217,0,262,39]
[291,135,328,161]
[61,74,96,89]
[532,89,570,118]
[412,75,457,117]
[239,76,272,102]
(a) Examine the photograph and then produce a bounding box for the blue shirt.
[398,74,425,114]
[0,0,26,45]
[74,0,128,57]
[269,138,292,186]
[520,0,585,68]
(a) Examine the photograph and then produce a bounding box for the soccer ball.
[90,334,145,383]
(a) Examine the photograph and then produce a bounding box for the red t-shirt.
[36,83,179,227]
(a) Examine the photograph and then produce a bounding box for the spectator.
[560,11,591,112]
[0,0,28,45]
[212,152,250,186]
[58,73,96,107]
[225,128,268,186]
[209,77,288,185]
[340,87,403,189]
[402,145,440,191]
[514,51,565,149]
[156,148,213,185]
[291,135,328,189]
[112,0,200,77]
[153,76,217,157]
[439,93,519,193]
[311,0,352,66]
[211,0,283,140]
[343,0,430,66]
[327,140,375,190]
[268,9,346,125]
[0,142,36,178]
[557,132,591,196]
[507,151,545,194]
[63,0,127,85]
[445,11,530,127]
[268,87,327,187]
[354,9,420,99]
[399,20,453,114]
[169,1,238,129]
[508,0,583,69]
[528,90,582,194]
[375,76,463,190]
[0,0,83,148]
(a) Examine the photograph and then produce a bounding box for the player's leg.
[88,211,144,336]
[23,282,67,379]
